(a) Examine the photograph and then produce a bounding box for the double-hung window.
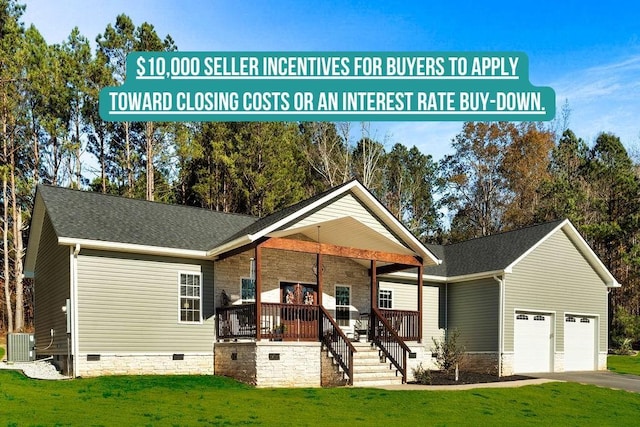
[335,285,350,326]
[179,272,202,323]
[241,278,256,302]
[378,289,393,309]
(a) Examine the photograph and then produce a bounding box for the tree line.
[1,1,639,346]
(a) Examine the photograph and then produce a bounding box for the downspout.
[71,243,80,377]
[493,275,504,376]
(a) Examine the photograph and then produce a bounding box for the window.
[516,314,529,320]
[533,315,546,321]
[241,278,255,302]
[566,316,576,323]
[580,318,591,324]
[335,286,350,327]
[378,289,393,309]
[179,272,202,323]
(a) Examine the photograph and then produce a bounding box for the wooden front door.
[281,282,318,340]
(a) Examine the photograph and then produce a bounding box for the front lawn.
[608,353,640,375]
[1,371,639,425]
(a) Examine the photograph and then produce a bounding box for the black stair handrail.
[319,306,357,385]
[371,307,411,383]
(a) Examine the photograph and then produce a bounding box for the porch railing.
[260,303,319,341]
[371,307,412,383]
[216,303,320,341]
[380,309,419,341]
[319,305,356,385]
[216,303,257,340]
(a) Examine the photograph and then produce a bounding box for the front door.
[281,282,318,340]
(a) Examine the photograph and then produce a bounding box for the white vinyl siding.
[76,250,214,353]
[289,193,409,251]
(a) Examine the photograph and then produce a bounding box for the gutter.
[493,274,504,377]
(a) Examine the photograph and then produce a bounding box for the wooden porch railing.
[260,303,319,341]
[380,309,419,341]
[216,303,320,341]
[319,305,356,385]
[371,307,413,383]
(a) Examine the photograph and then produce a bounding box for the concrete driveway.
[532,371,640,393]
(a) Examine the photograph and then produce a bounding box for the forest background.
[2,1,640,348]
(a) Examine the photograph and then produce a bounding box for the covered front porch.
[214,232,426,385]
[210,183,439,386]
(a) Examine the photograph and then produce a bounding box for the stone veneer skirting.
[214,341,322,388]
[76,353,213,377]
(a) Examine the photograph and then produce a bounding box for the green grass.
[608,353,640,375]
[0,345,4,360]
[1,372,640,426]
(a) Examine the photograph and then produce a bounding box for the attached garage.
[513,312,552,373]
[564,315,596,371]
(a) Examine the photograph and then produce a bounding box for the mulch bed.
[412,370,532,386]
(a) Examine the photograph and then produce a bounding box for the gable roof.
[24,185,257,272]
[25,180,440,275]
[425,220,564,277]
[209,179,440,265]
[415,219,619,287]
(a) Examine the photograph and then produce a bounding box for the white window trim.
[378,288,393,309]
[178,271,203,324]
[240,277,256,303]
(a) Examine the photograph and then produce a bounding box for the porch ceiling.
[268,216,417,260]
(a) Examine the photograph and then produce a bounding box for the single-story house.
[24,180,619,387]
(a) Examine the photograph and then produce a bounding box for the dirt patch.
[412,370,532,386]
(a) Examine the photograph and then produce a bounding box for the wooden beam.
[259,237,421,266]
[373,262,417,276]
[216,237,268,261]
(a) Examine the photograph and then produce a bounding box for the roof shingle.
[38,185,257,251]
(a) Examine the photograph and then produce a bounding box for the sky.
[20,0,640,162]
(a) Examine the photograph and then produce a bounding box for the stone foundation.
[598,352,607,370]
[321,345,348,387]
[76,353,213,377]
[460,352,499,376]
[214,341,321,388]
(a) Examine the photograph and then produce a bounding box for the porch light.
[312,262,325,276]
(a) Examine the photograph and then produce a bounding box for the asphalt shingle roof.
[38,185,257,251]
[425,219,565,277]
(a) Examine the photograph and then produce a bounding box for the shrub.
[611,306,640,351]
[412,363,432,385]
[432,328,465,375]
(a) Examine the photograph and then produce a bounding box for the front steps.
[348,341,404,387]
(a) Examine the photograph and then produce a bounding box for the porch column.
[316,252,323,306]
[417,264,423,343]
[255,245,262,341]
[370,260,377,340]
[370,260,377,311]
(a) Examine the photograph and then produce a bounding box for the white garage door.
[564,315,596,371]
[513,312,552,373]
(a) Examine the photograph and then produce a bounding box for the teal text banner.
[99,52,555,122]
